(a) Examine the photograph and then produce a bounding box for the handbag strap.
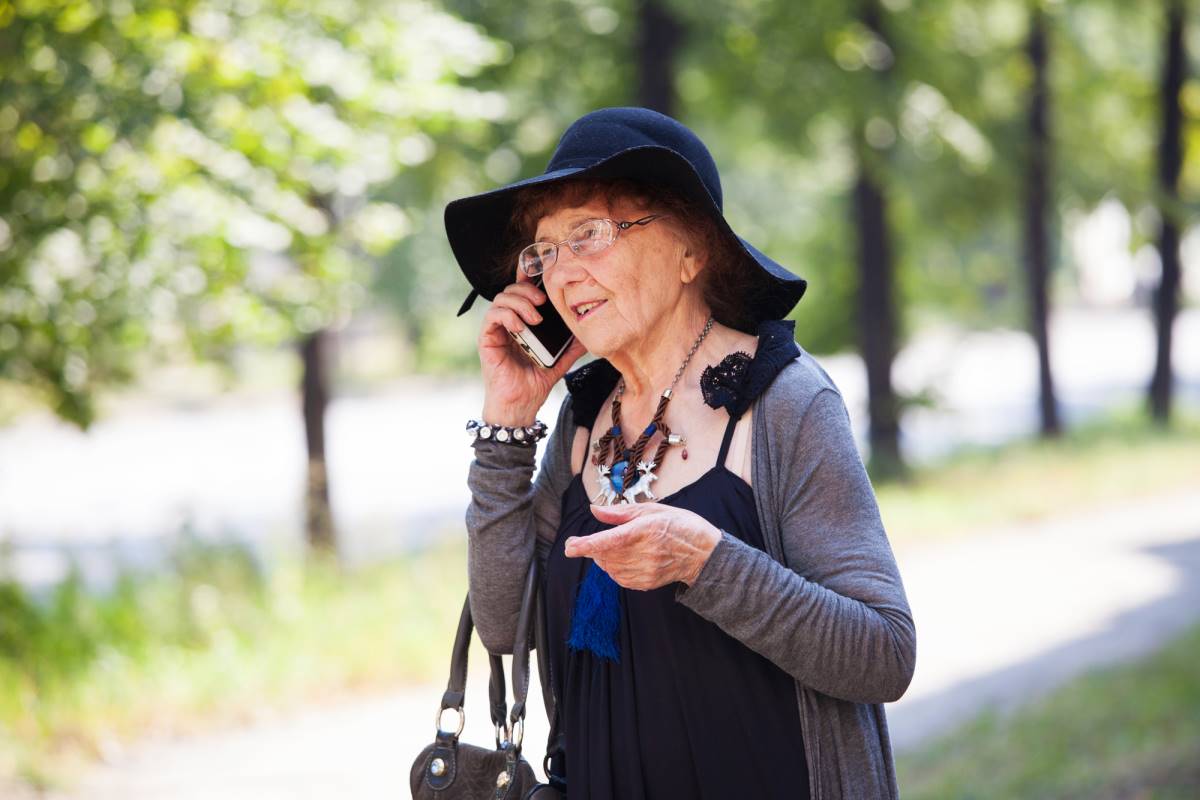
[439,558,545,752]
[439,594,510,740]
[512,556,567,788]
[532,569,556,725]
[532,564,566,786]
[507,557,541,741]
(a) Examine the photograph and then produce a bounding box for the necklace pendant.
[627,460,659,502]
[593,464,622,505]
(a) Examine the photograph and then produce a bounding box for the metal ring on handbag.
[494,720,512,748]
[435,705,465,738]
[510,717,525,750]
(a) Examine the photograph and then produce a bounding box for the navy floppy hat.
[445,106,807,329]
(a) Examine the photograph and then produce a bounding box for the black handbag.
[410,558,566,799]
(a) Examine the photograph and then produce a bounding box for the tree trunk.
[1150,0,1185,424]
[853,164,903,476]
[301,328,338,553]
[1023,5,1061,438]
[853,0,904,478]
[635,0,683,115]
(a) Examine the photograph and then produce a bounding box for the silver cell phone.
[507,276,575,368]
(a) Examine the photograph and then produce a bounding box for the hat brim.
[445,145,806,328]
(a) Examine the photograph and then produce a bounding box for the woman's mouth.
[572,299,607,321]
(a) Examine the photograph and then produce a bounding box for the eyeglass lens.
[521,219,616,276]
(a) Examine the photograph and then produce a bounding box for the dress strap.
[577,422,597,476]
[716,411,742,469]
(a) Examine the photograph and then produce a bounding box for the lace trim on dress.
[700,351,752,412]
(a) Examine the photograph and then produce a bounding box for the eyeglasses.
[518,214,667,278]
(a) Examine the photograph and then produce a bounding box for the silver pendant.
[626,460,659,502]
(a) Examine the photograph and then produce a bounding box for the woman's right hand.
[478,276,587,426]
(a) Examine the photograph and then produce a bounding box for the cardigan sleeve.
[465,392,576,655]
[674,386,917,705]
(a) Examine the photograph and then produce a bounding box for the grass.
[896,620,1200,799]
[875,402,1200,545]
[0,533,467,791]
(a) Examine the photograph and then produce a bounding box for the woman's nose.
[546,245,588,288]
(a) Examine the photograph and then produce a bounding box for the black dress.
[543,400,812,799]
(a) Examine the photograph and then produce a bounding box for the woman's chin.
[575,335,608,358]
[574,329,627,360]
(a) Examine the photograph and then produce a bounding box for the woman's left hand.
[564,503,723,590]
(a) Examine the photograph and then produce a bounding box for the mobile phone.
[507,277,575,368]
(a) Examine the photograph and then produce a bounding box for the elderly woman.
[447,107,916,800]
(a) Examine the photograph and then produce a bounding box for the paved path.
[24,488,1200,798]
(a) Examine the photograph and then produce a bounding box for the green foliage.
[0,0,507,426]
[3,1,1196,396]
[665,0,1192,350]
[678,0,1026,347]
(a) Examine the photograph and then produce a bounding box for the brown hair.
[497,177,757,332]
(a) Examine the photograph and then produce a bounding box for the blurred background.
[2,0,1199,797]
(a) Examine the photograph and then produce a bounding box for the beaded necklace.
[590,315,715,505]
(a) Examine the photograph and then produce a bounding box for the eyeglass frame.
[518,214,668,278]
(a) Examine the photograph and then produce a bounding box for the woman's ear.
[679,244,705,285]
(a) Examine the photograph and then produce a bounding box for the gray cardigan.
[465,347,917,799]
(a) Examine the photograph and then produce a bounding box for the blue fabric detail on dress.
[567,560,621,662]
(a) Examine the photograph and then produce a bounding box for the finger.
[492,291,543,326]
[565,525,635,557]
[504,280,548,306]
[590,502,657,522]
[563,534,589,557]
[481,305,528,338]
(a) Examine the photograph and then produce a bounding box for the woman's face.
[532,197,703,358]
